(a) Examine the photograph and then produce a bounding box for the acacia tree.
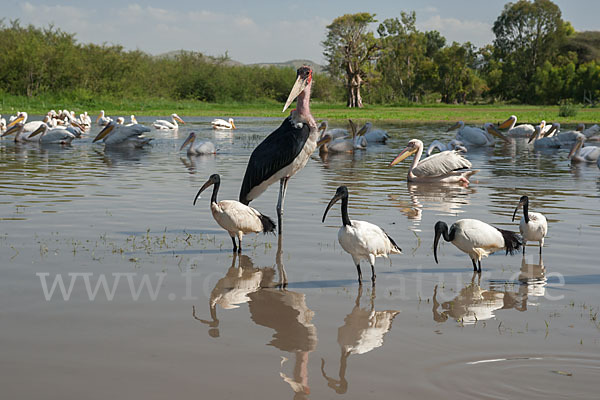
[492,0,568,101]
[322,13,379,107]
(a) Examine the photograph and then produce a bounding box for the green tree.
[322,13,379,107]
[492,0,568,101]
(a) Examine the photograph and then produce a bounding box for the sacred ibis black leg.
[231,237,237,253]
[471,258,477,271]
[356,264,363,285]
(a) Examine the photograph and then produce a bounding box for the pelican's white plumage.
[425,139,467,156]
[194,174,275,253]
[512,196,547,254]
[357,122,389,143]
[96,110,112,126]
[529,124,562,149]
[568,136,600,163]
[448,121,511,146]
[322,186,401,284]
[317,120,367,154]
[180,132,216,155]
[28,124,76,144]
[318,120,349,140]
[211,118,236,130]
[153,113,185,130]
[390,139,476,183]
[93,121,152,148]
[498,115,536,138]
[434,219,522,271]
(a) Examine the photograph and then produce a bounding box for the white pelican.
[153,113,185,130]
[322,186,402,284]
[389,139,477,184]
[28,124,76,144]
[448,121,511,146]
[6,112,51,134]
[96,110,112,126]
[512,195,547,255]
[239,66,319,234]
[318,120,349,140]
[1,122,29,142]
[357,122,389,143]
[0,115,6,134]
[434,219,522,272]
[497,115,536,138]
[528,124,561,149]
[211,118,236,130]
[126,115,138,126]
[194,174,275,253]
[582,124,600,138]
[180,132,216,155]
[116,117,125,125]
[92,121,152,148]
[568,136,600,163]
[542,122,586,146]
[317,120,367,154]
[425,139,467,156]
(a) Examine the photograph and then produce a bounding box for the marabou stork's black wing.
[239,117,310,205]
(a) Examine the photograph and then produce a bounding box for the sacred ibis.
[512,195,547,255]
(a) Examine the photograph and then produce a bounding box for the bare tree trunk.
[347,73,364,108]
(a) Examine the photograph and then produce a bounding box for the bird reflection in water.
[192,252,273,338]
[248,235,316,399]
[321,286,400,394]
[179,154,216,174]
[433,254,546,323]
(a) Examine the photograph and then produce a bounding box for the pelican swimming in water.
[425,139,467,156]
[180,132,216,155]
[568,135,600,163]
[96,110,112,126]
[512,195,547,255]
[448,121,511,146]
[434,219,522,272]
[528,124,562,149]
[318,120,349,140]
[542,122,587,146]
[390,139,477,184]
[93,121,152,148]
[356,122,389,143]
[497,115,536,138]
[153,113,185,130]
[27,123,76,144]
[194,174,275,253]
[322,186,402,284]
[317,120,367,154]
[211,118,236,130]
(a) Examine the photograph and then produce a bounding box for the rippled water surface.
[1,116,599,399]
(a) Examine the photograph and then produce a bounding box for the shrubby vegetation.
[1,0,599,108]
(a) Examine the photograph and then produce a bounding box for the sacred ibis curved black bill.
[195,174,275,253]
[434,219,522,272]
[239,66,319,234]
[512,195,547,255]
[322,186,402,285]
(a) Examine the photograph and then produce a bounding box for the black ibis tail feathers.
[384,231,403,253]
[259,214,276,234]
[496,228,523,255]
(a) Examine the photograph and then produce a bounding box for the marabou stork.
[239,66,319,234]
[195,174,275,253]
[389,139,477,184]
[180,132,216,155]
[512,196,547,255]
[211,118,236,130]
[434,219,522,272]
[322,186,402,285]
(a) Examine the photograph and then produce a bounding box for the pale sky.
[2,0,598,64]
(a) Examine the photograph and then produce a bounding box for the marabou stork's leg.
[471,258,477,271]
[356,264,363,285]
[231,236,237,253]
[276,177,289,235]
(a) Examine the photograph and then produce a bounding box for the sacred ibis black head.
[194,174,221,205]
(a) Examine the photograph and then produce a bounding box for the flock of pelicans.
[1,66,597,285]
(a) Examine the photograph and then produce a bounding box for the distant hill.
[153,51,324,73]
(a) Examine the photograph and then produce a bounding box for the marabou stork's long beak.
[389,145,417,166]
[28,124,47,138]
[174,115,186,125]
[322,187,347,223]
[486,124,511,143]
[6,115,25,129]
[93,123,115,142]
[180,132,196,151]
[497,116,515,129]
[433,221,449,264]
[1,122,22,137]
[283,70,311,113]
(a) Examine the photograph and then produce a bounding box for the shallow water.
[1,117,599,399]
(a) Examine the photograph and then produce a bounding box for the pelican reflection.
[321,286,400,394]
